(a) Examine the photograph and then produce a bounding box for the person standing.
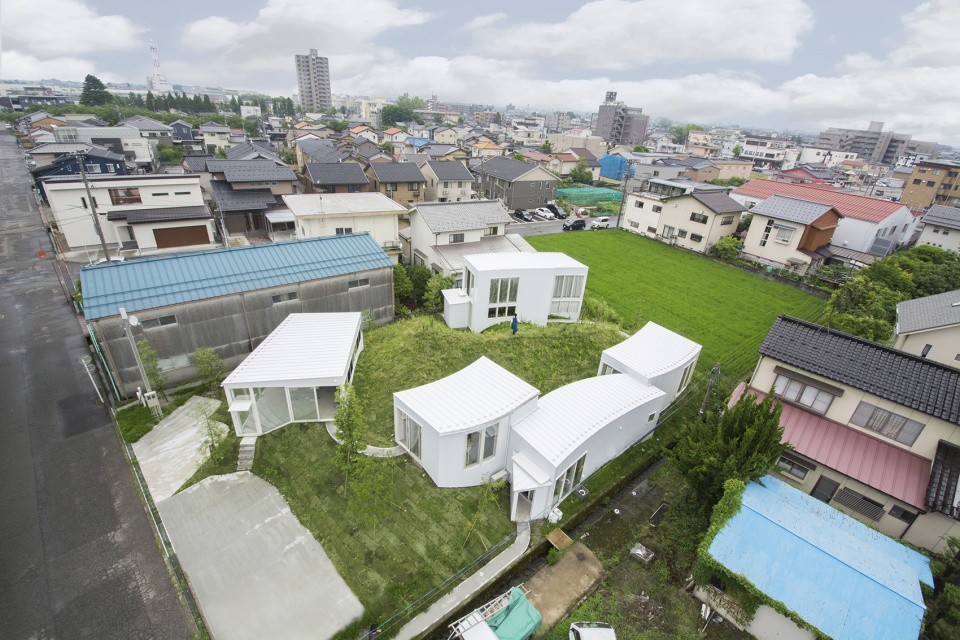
[511,314,519,335]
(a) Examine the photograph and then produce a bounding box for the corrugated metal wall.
[93,266,394,396]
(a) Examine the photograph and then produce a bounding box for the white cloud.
[1,0,143,55]
[472,0,815,69]
[463,13,506,31]
[0,51,105,82]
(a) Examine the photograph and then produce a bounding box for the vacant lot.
[527,231,827,381]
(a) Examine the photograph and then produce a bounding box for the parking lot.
[509,211,621,237]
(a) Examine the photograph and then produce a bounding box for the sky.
[3,0,960,145]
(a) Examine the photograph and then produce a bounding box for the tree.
[202,94,214,112]
[538,141,554,154]
[405,264,432,304]
[423,274,456,314]
[568,158,593,185]
[380,104,414,127]
[193,347,227,395]
[712,235,741,262]
[732,143,743,158]
[136,339,168,396]
[378,141,395,153]
[80,74,112,106]
[924,536,960,638]
[325,119,350,132]
[215,146,227,159]
[493,112,503,125]
[393,263,413,305]
[333,384,365,496]
[669,389,788,508]
[511,153,525,161]
[669,123,704,145]
[229,95,239,115]
[632,145,650,152]
[158,145,184,164]
[279,149,296,165]
[145,90,156,112]
[346,454,397,558]
[395,93,426,110]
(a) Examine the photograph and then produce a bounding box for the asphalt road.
[0,134,194,638]
[507,214,621,237]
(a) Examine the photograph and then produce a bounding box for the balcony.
[382,240,402,252]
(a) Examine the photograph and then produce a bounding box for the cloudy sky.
[3,0,960,144]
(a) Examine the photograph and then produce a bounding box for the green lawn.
[526,231,828,383]
[354,316,627,446]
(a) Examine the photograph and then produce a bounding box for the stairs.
[237,436,257,471]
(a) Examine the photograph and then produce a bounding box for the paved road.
[508,215,621,237]
[0,134,194,638]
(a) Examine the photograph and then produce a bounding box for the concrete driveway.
[158,472,364,640]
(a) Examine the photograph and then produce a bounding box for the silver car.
[569,622,616,640]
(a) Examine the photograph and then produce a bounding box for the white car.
[569,622,616,640]
[591,216,610,229]
[535,207,555,219]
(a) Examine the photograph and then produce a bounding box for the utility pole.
[616,158,629,230]
[699,364,720,421]
[76,157,113,261]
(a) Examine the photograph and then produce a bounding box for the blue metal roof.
[80,233,393,320]
[708,476,932,640]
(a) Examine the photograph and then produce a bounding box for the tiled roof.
[79,234,393,320]
[27,142,94,154]
[225,141,282,162]
[733,180,905,223]
[759,316,960,424]
[689,191,747,215]
[220,164,296,183]
[200,122,231,133]
[922,204,960,230]
[106,205,212,224]
[474,157,539,181]
[414,200,513,233]
[369,162,426,183]
[896,289,960,334]
[208,180,278,212]
[119,116,172,132]
[568,148,597,160]
[426,160,473,181]
[305,163,369,186]
[182,155,214,171]
[749,195,837,224]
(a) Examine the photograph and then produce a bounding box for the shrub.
[547,548,562,565]
[713,235,741,262]
[193,347,227,393]
[422,274,456,314]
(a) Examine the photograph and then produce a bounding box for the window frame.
[140,314,177,330]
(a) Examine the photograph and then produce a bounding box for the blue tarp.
[598,154,634,181]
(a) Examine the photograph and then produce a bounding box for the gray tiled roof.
[27,142,94,155]
[922,205,960,231]
[414,200,513,233]
[749,195,837,224]
[474,157,538,181]
[204,160,295,182]
[182,155,214,171]
[690,191,747,215]
[107,205,212,224]
[369,162,426,183]
[209,181,279,212]
[896,289,960,334]
[119,116,173,132]
[759,316,960,424]
[305,163,369,186]
[200,122,231,133]
[225,141,282,162]
[426,160,473,181]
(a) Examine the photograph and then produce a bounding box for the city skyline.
[4,1,960,145]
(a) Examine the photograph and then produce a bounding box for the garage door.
[153,225,210,249]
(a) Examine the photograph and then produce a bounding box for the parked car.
[562,219,586,231]
[591,216,611,229]
[547,204,567,219]
[535,207,555,219]
[570,622,616,640]
[515,209,533,222]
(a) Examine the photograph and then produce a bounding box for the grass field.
[526,231,828,384]
[354,316,627,446]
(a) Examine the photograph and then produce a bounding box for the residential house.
[420,160,474,202]
[366,162,427,205]
[711,159,753,182]
[893,290,960,367]
[303,163,370,194]
[740,195,842,272]
[42,174,215,258]
[568,148,601,182]
[81,233,394,396]
[199,122,234,153]
[202,160,298,237]
[797,146,859,168]
[901,159,960,210]
[444,252,587,333]
[420,144,468,161]
[696,475,931,640]
[381,127,408,143]
[283,192,405,261]
[53,124,159,170]
[393,321,700,521]
[622,179,744,254]
[119,116,174,146]
[470,141,505,158]
[547,134,605,157]
[31,145,127,198]
[15,111,67,136]
[225,141,282,162]
[674,157,720,182]
[430,127,458,145]
[773,164,847,185]
[685,144,721,159]
[223,313,364,437]
[296,138,349,170]
[169,120,195,144]
[406,200,528,284]
[735,315,960,553]
[473,157,559,211]
[916,204,960,252]
[731,180,918,257]
[738,135,798,170]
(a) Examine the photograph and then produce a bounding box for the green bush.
[547,548,562,565]
[712,235,741,262]
[193,347,227,393]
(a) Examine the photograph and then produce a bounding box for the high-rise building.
[295,49,332,112]
[595,91,649,146]
[814,121,938,167]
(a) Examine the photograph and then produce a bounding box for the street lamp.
[119,307,161,416]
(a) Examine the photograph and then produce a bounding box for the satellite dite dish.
[129,315,140,327]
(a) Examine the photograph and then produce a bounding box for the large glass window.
[489,277,519,317]
[849,401,925,446]
[398,411,421,458]
[552,454,586,505]
[109,187,141,205]
[773,373,836,414]
[551,274,585,315]
[465,424,498,467]
[289,388,318,421]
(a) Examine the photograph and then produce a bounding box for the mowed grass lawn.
[527,230,828,382]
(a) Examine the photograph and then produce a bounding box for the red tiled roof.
[730,384,931,509]
[733,180,905,223]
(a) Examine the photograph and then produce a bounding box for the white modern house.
[223,313,363,437]
[393,322,702,521]
[443,252,588,333]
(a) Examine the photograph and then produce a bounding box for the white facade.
[456,253,588,333]
[283,193,406,261]
[223,313,363,437]
[53,124,158,166]
[798,147,858,167]
[917,222,960,253]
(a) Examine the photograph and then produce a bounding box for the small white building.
[223,313,363,437]
[916,205,960,253]
[445,252,588,333]
[392,322,702,521]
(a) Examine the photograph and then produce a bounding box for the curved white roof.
[602,322,701,379]
[394,357,539,433]
[513,374,664,466]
